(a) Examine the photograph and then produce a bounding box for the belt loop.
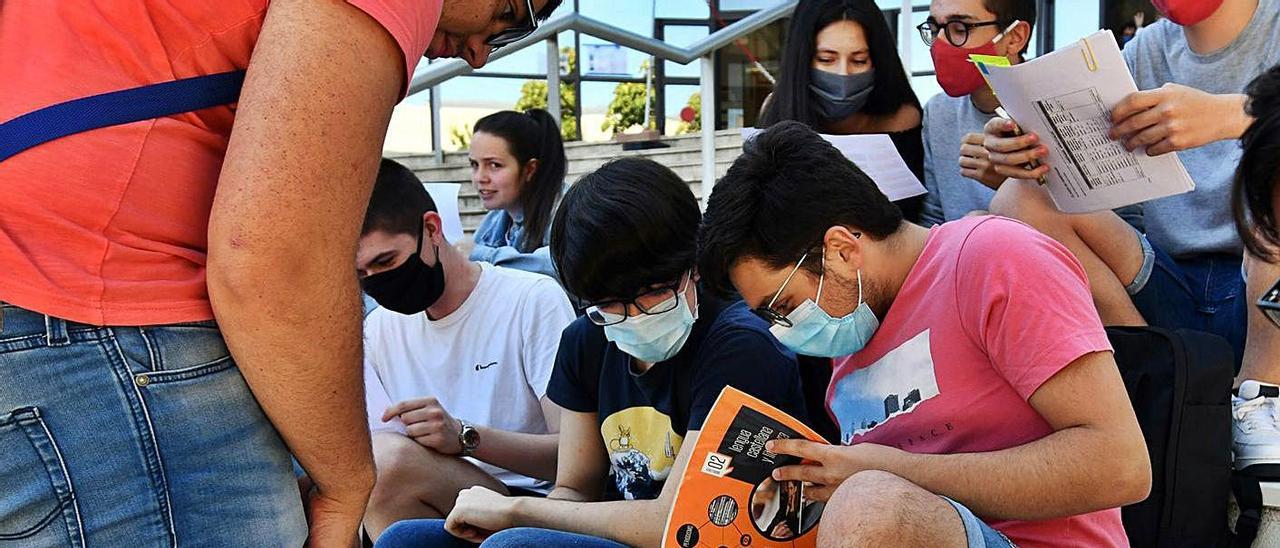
[45,315,70,346]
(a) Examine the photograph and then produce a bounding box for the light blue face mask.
[602,274,699,364]
[766,252,880,358]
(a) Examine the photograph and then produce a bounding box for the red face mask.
[1152,0,1223,26]
[930,22,1017,98]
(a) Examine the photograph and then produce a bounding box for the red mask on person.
[1151,0,1223,26]
[931,39,997,97]
[930,21,1018,98]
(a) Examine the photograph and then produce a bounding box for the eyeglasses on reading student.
[584,272,693,327]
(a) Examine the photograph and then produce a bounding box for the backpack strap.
[0,70,246,162]
[1231,472,1264,547]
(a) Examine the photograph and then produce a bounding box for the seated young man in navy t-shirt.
[373,158,809,548]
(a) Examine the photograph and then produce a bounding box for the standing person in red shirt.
[0,0,558,545]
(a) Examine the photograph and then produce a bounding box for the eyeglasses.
[753,234,861,328]
[916,18,1011,48]
[753,252,826,330]
[485,0,540,50]
[585,272,692,327]
[1259,277,1280,329]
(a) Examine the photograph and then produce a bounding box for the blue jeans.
[0,303,306,546]
[375,520,626,548]
[944,497,1015,548]
[1128,236,1247,370]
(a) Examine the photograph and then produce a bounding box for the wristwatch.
[457,419,480,457]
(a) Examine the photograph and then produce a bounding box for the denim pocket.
[133,355,235,386]
[0,407,83,547]
[127,323,231,377]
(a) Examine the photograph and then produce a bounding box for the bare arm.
[884,351,1150,519]
[469,397,562,482]
[546,409,609,502]
[774,351,1151,521]
[449,428,702,547]
[206,0,402,539]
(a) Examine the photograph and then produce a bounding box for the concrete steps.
[392,129,745,235]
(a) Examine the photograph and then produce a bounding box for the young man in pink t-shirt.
[697,121,1151,547]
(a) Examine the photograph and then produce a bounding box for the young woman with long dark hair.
[758,0,924,220]
[468,109,567,281]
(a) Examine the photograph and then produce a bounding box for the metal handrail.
[409,0,798,207]
[407,1,797,95]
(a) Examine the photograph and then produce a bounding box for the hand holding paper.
[1109,83,1251,156]
[972,30,1195,213]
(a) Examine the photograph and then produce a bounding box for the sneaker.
[1233,380,1280,470]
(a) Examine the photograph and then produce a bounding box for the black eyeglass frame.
[916,18,1010,48]
[583,272,692,327]
[485,0,541,49]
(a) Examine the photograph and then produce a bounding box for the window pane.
[662,25,709,79]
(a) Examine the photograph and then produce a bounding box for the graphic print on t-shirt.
[830,331,940,444]
[600,406,685,500]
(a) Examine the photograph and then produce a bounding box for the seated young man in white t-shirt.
[356,159,575,540]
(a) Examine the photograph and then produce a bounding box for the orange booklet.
[661,387,827,548]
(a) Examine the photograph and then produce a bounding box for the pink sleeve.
[346,0,443,95]
[955,218,1113,401]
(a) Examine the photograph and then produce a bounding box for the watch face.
[462,425,480,447]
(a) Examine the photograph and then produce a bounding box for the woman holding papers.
[757,0,925,222]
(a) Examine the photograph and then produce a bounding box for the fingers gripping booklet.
[661,387,827,548]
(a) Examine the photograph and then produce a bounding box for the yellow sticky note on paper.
[969,54,1012,71]
[968,54,1011,93]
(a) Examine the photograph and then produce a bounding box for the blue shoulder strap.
[0,70,246,162]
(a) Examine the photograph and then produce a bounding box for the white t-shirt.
[363,262,574,492]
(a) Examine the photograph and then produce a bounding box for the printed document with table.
[974,30,1194,214]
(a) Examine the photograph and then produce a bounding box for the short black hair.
[983,0,1037,54]
[1234,64,1280,261]
[759,0,920,128]
[362,158,437,237]
[550,158,700,303]
[698,121,903,296]
[535,0,562,21]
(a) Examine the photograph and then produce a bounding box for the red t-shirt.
[0,0,440,325]
[828,216,1127,547]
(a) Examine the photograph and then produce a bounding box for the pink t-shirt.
[827,216,1126,548]
[0,0,440,326]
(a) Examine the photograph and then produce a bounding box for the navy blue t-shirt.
[548,294,807,501]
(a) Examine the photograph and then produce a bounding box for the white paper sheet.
[975,30,1195,214]
[423,183,465,243]
[740,128,928,202]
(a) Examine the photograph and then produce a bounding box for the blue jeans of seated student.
[0,303,307,547]
[375,519,626,548]
[1128,234,1247,370]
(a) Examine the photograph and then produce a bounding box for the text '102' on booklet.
[661,387,827,548]
[972,29,1194,214]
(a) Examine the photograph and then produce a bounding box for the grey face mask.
[808,68,876,121]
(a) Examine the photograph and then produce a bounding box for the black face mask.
[361,229,446,315]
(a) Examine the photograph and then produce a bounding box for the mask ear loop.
[816,251,827,304]
[856,269,864,306]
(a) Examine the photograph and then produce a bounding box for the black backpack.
[1107,326,1234,547]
